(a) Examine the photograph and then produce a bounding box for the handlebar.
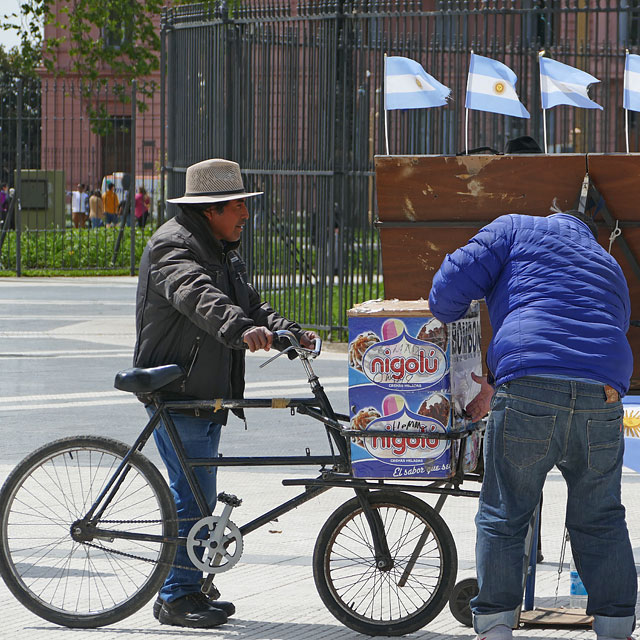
[259,330,322,369]
[276,330,322,357]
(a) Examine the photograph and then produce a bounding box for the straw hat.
[167,159,263,204]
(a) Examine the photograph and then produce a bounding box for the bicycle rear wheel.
[313,489,457,636]
[0,436,177,628]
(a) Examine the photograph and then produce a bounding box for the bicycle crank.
[186,492,244,573]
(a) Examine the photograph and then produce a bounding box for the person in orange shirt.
[102,182,119,228]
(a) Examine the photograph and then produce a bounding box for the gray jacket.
[133,207,302,422]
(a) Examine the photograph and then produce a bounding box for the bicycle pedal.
[217,492,242,507]
[200,576,221,599]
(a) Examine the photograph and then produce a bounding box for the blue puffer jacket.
[428,213,633,395]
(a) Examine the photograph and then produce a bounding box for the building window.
[102,15,132,49]
[620,1,640,46]
[101,116,132,178]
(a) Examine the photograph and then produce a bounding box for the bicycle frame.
[81,334,483,561]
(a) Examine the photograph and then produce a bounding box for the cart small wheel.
[449,577,479,627]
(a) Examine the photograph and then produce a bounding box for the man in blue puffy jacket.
[429,210,636,640]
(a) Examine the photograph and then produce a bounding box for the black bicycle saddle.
[114,364,186,393]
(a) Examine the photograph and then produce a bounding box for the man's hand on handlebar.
[242,327,274,352]
[242,328,319,353]
[299,330,319,350]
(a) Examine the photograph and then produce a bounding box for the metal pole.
[16,78,22,276]
[160,9,167,226]
[130,80,137,276]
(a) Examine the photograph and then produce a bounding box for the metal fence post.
[130,80,137,276]
[15,78,22,277]
[223,1,233,159]
[159,9,167,226]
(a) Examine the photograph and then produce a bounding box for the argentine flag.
[539,57,603,110]
[384,56,451,110]
[624,53,640,112]
[465,53,530,118]
[623,395,640,473]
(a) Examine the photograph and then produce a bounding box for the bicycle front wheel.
[0,436,177,628]
[313,490,457,636]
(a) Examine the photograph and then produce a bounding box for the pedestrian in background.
[102,182,119,228]
[89,189,104,228]
[135,186,150,228]
[0,183,8,225]
[71,184,88,229]
[429,209,635,640]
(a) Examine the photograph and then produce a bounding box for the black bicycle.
[0,330,483,636]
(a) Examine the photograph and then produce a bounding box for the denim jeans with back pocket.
[472,377,636,638]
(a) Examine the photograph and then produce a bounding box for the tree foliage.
[4,0,241,78]
[4,0,164,78]
[0,44,41,184]
[2,1,239,133]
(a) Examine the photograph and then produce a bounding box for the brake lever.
[258,345,296,369]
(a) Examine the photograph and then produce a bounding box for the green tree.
[3,0,239,131]
[3,0,241,76]
[4,0,163,78]
[0,44,41,185]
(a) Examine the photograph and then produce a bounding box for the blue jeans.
[148,408,222,603]
[472,377,636,638]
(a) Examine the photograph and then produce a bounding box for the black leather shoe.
[153,593,236,619]
[157,592,229,628]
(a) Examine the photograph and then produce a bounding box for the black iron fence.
[2,1,638,334]
[163,0,640,338]
[0,75,162,274]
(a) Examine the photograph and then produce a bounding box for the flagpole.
[626,109,630,154]
[465,109,469,155]
[465,50,472,154]
[625,50,630,154]
[539,50,548,154]
[384,53,390,155]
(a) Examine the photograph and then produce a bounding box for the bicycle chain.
[80,517,205,572]
[98,517,201,524]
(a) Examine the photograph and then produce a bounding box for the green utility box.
[15,170,66,229]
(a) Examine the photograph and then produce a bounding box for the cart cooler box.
[347,299,483,479]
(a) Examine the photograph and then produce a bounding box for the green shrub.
[0,226,155,271]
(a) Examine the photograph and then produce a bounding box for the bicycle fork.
[355,489,393,571]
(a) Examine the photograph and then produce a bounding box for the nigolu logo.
[361,331,447,389]
[363,409,448,462]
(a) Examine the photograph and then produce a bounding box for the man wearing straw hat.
[134,158,318,629]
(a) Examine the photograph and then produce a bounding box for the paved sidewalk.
[0,278,639,639]
[2,464,639,640]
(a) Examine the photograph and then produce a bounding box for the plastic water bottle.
[569,556,588,609]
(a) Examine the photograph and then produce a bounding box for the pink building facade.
[38,3,163,198]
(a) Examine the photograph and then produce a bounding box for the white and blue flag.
[384,56,451,110]
[539,57,602,110]
[624,53,640,112]
[465,53,530,118]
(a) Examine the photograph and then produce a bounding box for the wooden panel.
[375,154,586,223]
[587,154,640,222]
[375,154,640,390]
[588,155,640,390]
